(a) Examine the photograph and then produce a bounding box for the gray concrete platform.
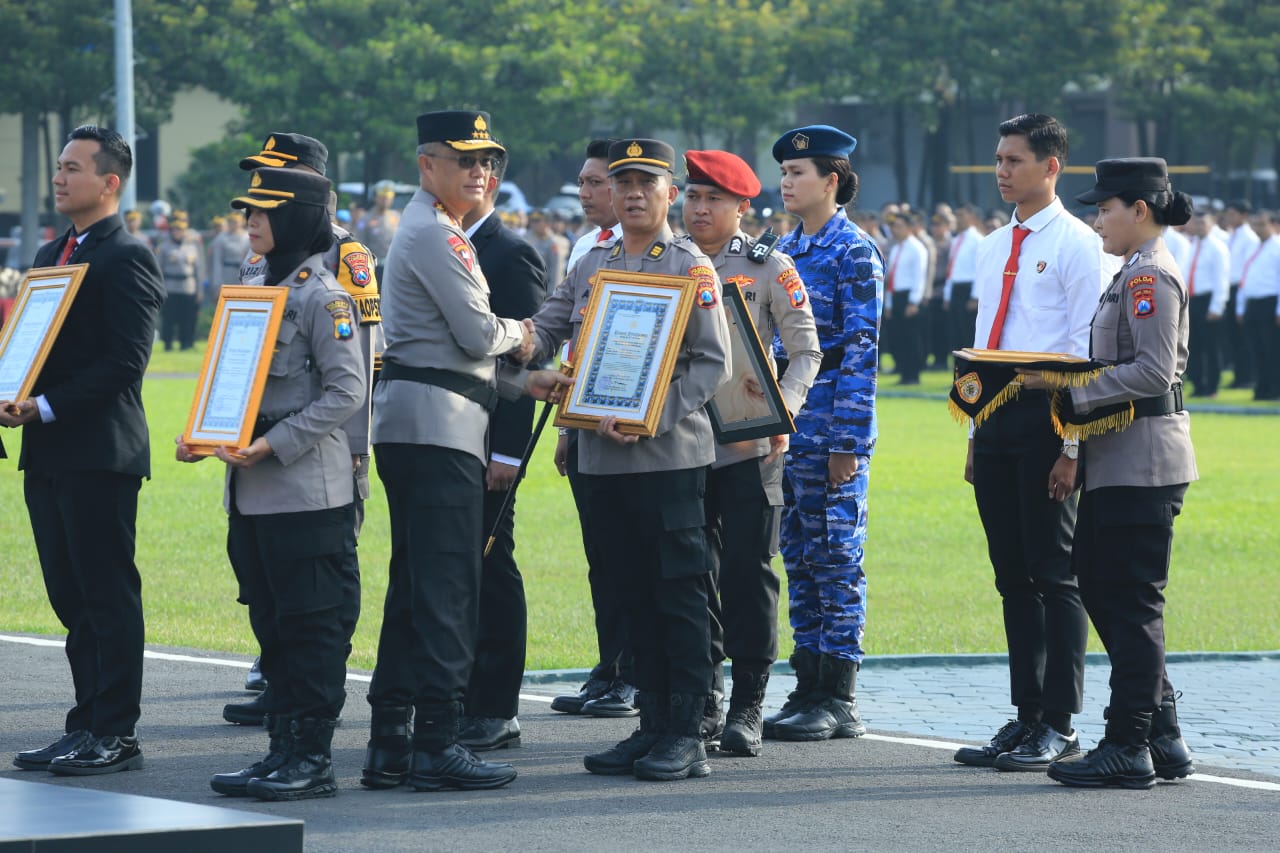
[2,635,1278,852]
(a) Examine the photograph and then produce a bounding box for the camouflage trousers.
[780,450,869,662]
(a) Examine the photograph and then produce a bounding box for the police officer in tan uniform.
[511,138,731,782]
[156,211,204,350]
[179,167,367,801]
[228,131,383,713]
[681,149,821,757]
[362,110,563,794]
[1020,158,1198,790]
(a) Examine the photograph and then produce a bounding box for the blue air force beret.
[771,124,857,163]
[684,150,762,199]
[1075,157,1171,204]
[240,132,329,175]
[608,138,676,176]
[231,167,332,211]
[416,110,506,153]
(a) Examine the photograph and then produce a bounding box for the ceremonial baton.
[483,363,572,557]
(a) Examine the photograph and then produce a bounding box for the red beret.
[684,150,761,199]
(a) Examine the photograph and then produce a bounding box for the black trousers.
[25,471,144,737]
[927,292,950,366]
[888,291,923,382]
[583,468,712,696]
[1226,284,1253,384]
[565,432,629,681]
[370,443,484,705]
[1186,292,1221,395]
[1073,484,1187,712]
[706,456,783,676]
[464,483,527,719]
[228,503,359,720]
[1244,295,1280,399]
[160,292,197,350]
[948,282,977,352]
[972,393,1087,716]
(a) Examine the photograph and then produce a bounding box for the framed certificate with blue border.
[555,270,696,437]
[183,285,289,456]
[0,264,88,404]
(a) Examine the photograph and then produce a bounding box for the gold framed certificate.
[555,270,696,437]
[183,285,289,456]
[707,279,795,442]
[0,264,88,403]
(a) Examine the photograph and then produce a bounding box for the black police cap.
[1076,157,1171,204]
[231,167,332,211]
[416,110,505,153]
[607,138,676,176]
[240,132,329,175]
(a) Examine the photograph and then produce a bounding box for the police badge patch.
[1131,287,1156,318]
[955,372,983,404]
[342,250,373,286]
[447,234,475,271]
[691,265,718,309]
[778,267,807,308]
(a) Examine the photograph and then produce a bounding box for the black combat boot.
[223,683,274,726]
[1149,693,1194,780]
[762,648,819,738]
[720,668,770,757]
[633,692,711,781]
[770,655,866,741]
[700,663,726,748]
[246,717,338,801]
[211,714,294,796]
[361,704,413,789]
[1047,709,1157,790]
[408,701,517,791]
[583,690,666,775]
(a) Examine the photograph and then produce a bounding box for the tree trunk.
[893,103,908,201]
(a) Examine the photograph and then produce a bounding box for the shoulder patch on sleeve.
[1127,274,1155,289]
[326,296,355,340]
[1131,287,1156,318]
[447,234,475,272]
[336,240,381,324]
[778,266,807,308]
[690,264,718,309]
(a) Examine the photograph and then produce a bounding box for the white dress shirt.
[1186,233,1231,316]
[943,225,982,300]
[1227,223,1261,283]
[566,222,622,273]
[887,234,928,305]
[1164,227,1193,275]
[972,196,1117,357]
[1236,234,1280,316]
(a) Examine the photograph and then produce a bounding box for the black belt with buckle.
[380,359,500,412]
[1133,384,1184,418]
[775,346,845,380]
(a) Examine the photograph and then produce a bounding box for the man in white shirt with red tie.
[954,113,1117,773]
[884,211,929,384]
[1237,209,1280,400]
[1223,200,1260,388]
[945,204,984,354]
[1184,209,1231,397]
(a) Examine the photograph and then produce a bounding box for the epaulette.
[335,237,381,325]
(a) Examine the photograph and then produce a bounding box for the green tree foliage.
[167,131,260,226]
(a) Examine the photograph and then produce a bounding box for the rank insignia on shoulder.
[247,254,263,265]
[648,241,668,260]
[334,317,354,340]
[727,236,745,255]
[293,268,312,283]
[447,234,475,272]
[749,228,778,264]
[1127,274,1155,289]
[608,243,623,260]
[1131,287,1156,318]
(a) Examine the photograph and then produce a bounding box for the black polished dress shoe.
[457,717,521,751]
[994,722,1081,771]
[13,730,94,770]
[408,743,517,791]
[550,677,611,714]
[244,656,267,692]
[953,719,1030,767]
[582,680,639,718]
[224,688,271,726]
[47,734,144,776]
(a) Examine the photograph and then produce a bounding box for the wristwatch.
[1061,444,1079,461]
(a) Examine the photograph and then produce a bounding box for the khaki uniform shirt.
[1071,236,1198,489]
[502,225,730,475]
[157,233,204,295]
[708,231,820,468]
[373,188,524,463]
[226,255,366,515]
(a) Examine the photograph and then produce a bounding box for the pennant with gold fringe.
[1050,390,1135,441]
[948,348,1104,429]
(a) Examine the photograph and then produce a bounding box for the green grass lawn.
[1,347,1277,670]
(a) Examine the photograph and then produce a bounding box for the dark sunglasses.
[428,153,501,171]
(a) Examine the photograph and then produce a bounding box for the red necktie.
[595,228,612,243]
[1187,238,1202,296]
[57,233,78,265]
[986,226,1030,349]
[1239,242,1264,292]
[946,232,964,280]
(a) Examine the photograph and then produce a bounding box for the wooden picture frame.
[0,264,88,403]
[555,270,696,437]
[707,279,796,443]
[183,285,290,456]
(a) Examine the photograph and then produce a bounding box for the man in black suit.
[456,160,549,751]
[5,126,165,776]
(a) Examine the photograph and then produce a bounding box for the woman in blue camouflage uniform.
[763,126,885,742]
